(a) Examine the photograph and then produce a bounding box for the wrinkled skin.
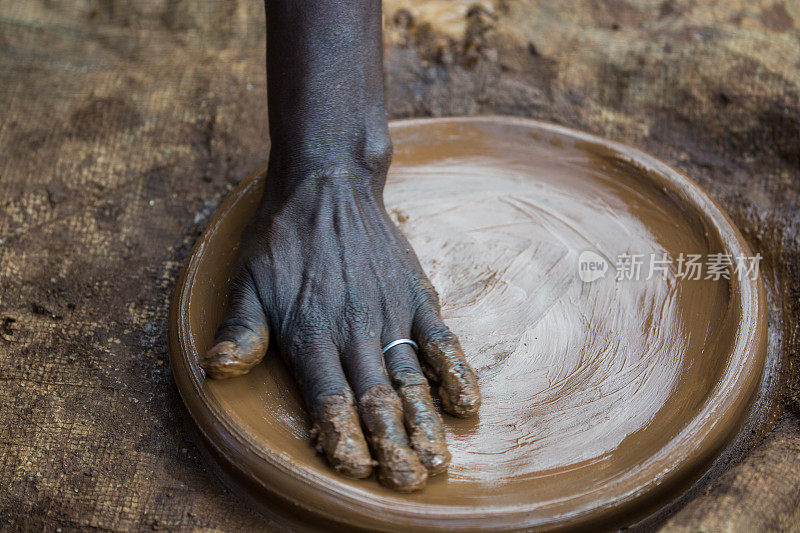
[200,0,481,492]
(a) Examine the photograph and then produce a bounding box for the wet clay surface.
[3,2,798,530]
[170,118,767,530]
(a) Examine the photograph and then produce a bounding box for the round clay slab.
[169,117,767,531]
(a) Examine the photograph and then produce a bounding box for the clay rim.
[168,116,767,530]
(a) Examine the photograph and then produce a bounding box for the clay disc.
[169,117,767,531]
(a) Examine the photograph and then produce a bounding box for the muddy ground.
[0,0,798,530]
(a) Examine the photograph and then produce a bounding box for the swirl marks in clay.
[170,117,766,531]
[387,155,686,480]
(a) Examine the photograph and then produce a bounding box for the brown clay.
[394,373,451,475]
[200,324,269,379]
[169,117,768,531]
[359,384,430,492]
[417,333,482,418]
[311,390,375,479]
